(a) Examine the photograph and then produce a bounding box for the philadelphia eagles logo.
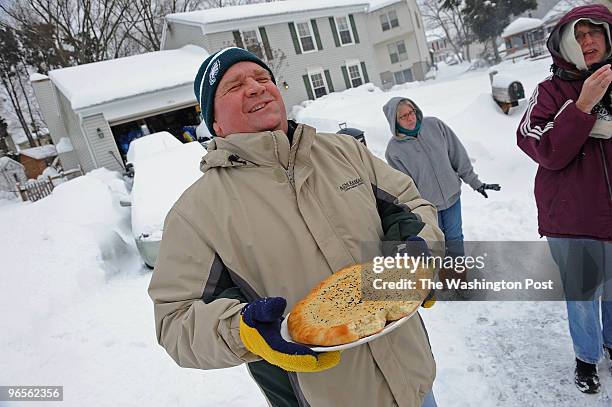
[209,60,221,86]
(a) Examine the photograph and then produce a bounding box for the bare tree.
[419,0,465,61]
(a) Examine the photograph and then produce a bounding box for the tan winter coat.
[148,123,443,406]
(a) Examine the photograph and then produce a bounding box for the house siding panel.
[31,79,80,170]
[56,91,95,172]
[164,22,207,50]
[81,114,124,172]
[163,0,429,109]
[370,1,429,85]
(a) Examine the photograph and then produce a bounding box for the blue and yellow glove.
[239,297,341,372]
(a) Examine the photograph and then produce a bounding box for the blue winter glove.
[239,297,341,372]
[398,236,436,308]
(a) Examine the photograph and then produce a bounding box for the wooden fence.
[15,166,83,202]
[16,178,54,202]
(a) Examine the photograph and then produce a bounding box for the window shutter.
[329,17,340,47]
[349,14,360,44]
[360,62,369,83]
[288,23,302,54]
[311,19,323,50]
[232,31,244,48]
[324,69,334,93]
[259,27,273,60]
[303,75,314,100]
[341,66,351,89]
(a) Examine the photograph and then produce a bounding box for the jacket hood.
[547,4,612,72]
[382,97,423,139]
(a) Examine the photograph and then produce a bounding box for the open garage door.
[110,104,202,161]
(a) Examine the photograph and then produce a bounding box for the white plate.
[280,309,418,352]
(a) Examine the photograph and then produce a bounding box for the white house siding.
[371,1,429,88]
[30,78,80,171]
[81,114,124,172]
[196,13,379,109]
[162,1,430,106]
[56,91,96,172]
[164,22,207,50]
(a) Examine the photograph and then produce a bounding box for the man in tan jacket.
[148,47,443,407]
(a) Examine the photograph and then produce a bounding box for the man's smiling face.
[212,61,287,137]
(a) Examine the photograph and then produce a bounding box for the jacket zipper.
[599,141,612,202]
[271,131,296,191]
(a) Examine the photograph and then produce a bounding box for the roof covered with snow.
[502,17,544,38]
[166,0,402,31]
[29,73,49,82]
[0,156,24,169]
[48,45,208,110]
[19,145,57,160]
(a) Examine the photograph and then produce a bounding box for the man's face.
[575,21,608,68]
[397,103,417,131]
[212,61,287,137]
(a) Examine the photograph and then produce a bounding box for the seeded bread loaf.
[287,262,430,346]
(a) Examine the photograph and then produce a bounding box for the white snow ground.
[2,57,611,406]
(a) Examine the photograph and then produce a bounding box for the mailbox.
[489,70,525,114]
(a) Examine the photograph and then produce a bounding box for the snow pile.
[0,169,139,345]
[56,137,74,153]
[1,166,263,406]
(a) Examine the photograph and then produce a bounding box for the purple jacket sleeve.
[517,81,596,171]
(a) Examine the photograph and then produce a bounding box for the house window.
[241,29,264,59]
[394,69,413,85]
[296,21,316,52]
[347,63,363,87]
[309,71,328,98]
[380,10,399,31]
[335,16,353,45]
[387,40,408,64]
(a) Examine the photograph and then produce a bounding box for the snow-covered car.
[445,55,460,65]
[127,132,205,268]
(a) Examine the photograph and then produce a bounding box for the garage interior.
[110,105,202,161]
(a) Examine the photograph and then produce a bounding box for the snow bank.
[56,137,74,154]
[0,169,140,345]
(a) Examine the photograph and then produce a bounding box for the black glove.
[477,183,501,198]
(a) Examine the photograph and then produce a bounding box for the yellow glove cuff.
[239,317,341,372]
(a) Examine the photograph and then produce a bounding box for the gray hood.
[382,97,423,139]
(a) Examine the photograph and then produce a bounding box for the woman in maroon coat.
[517,4,612,394]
